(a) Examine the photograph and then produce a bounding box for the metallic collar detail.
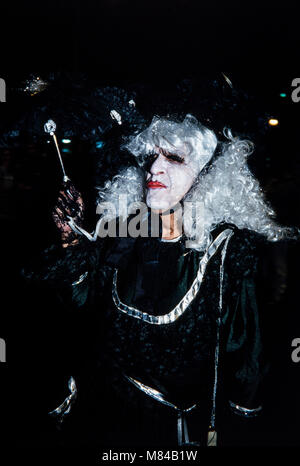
[112,228,234,325]
[48,376,77,423]
[229,400,263,418]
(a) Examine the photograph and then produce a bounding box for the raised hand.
[52,179,85,247]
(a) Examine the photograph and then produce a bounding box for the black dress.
[21,222,266,447]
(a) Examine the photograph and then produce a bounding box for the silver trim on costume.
[125,375,197,446]
[229,400,262,417]
[123,228,235,446]
[110,109,122,125]
[160,235,183,243]
[72,271,88,286]
[112,229,234,325]
[209,230,234,433]
[48,376,77,423]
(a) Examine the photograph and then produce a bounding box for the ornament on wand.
[44,119,69,182]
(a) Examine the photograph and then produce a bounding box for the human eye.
[167,154,184,163]
[148,151,159,163]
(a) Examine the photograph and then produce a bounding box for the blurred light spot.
[23,76,48,96]
[62,139,72,144]
[280,93,287,98]
[221,72,233,88]
[62,148,71,153]
[268,118,279,126]
[96,141,104,149]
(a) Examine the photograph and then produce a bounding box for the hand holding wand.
[44,119,101,242]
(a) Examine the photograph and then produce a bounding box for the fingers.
[59,191,84,215]
[53,205,65,220]
[56,190,84,216]
[60,188,78,202]
[59,183,84,207]
[69,183,81,198]
[60,190,73,202]
[56,197,72,217]
[53,182,84,242]
[62,180,81,200]
[52,211,68,231]
[53,199,84,233]
[52,209,76,241]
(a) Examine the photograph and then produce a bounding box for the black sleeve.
[15,237,110,445]
[20,237,104,309]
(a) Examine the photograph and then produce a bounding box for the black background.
[0,0,299,70]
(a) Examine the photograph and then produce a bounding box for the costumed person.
[22,109,298,448]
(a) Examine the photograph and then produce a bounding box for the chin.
[146,197,171,213]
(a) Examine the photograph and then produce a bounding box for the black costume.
[23,215,266,447]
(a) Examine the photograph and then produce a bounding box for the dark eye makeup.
[147,151,159,165]
[145,149,185,167]
[165,153,185,164]
[160,148,185,164]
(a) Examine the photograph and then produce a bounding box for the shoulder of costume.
[211,223,265,277]
[211,223,266,247]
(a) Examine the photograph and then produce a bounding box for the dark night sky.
[1,1,299,70]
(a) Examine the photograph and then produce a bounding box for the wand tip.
[44,119,57,134]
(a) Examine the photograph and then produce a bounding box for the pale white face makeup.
[145,147,199,212]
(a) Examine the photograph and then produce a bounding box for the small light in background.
[62,139,72,144]
[62,148,71,154]
[280,93,287,98]
[23,76,48,96]
[96,141,104,149]
[268,118,279,127]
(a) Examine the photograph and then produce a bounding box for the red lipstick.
[147,180,167,189]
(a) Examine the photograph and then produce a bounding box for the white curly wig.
[68,114,297,250]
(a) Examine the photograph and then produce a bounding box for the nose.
[149,154,165,175]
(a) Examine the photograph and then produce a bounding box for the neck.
[160,210,183,240]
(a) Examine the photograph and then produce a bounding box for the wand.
[44,119,69,182]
